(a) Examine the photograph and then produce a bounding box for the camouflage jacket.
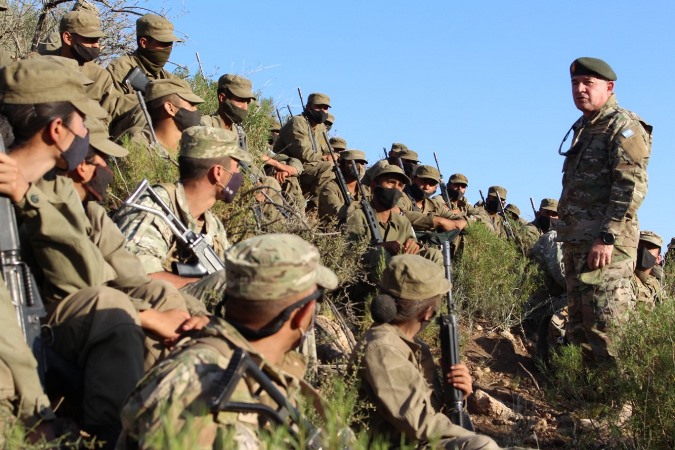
[557,95,651,247]
[529,230,566,290]
[273,115,328,165]
[118,318,318,449]
[115,182,229,275]
[631,270,663,307]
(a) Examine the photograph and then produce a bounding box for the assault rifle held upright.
[324,131,352,206]
[117,179,225,277]
[433,152,452,208]
[437,240,465,428]
[0,137,47,384]
[351,160,383,245]
[122,67,159,147]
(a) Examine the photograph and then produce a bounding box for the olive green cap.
[145,78,204,104]
[307,92,331,108]
[371,163,410,185]
[391,147,419,162]
[329,136,347,151]
[449,173,468,185]
[60,11,104,38]
[217,74,255,100]
[72,0,100,14]
[413,165,440,183]
[270,120,281,132]
[487,185,507,199]
[639,231,662,249]
[136,13,181,43]
[570,57,617,81]
[540,198,558,213]
[390,142,409,153]
[325,112,334,125]
[226,233,338,301]
[0,59,106,118]
[87,117,128,157]
[339,150,367,163]
[380,254,450,300]
[37,55,94,85]
[505,204,520,217]
[179,126,252,163]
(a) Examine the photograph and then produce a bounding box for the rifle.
[275,108,283,125]
[351,160,383,245]
[286,105,293,117]
[240,162,293,221]
[529,197,538,219]
[495,191,515,240]
[433,152,451,208]
[0,137,48,385]
[117,179,225,277]
[479,190,486,205]
[324,131,352,206]
[437,240,465,428]
[297,88,319,154]
[382,147,388,159]
[122,67,160,148]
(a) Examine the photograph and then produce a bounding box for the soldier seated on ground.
[318,149,369,223]
[477,185,510,239]
[117,233,339,449]
[349,254,530,450]
[345,163,442,268]
[116,126,250,309]
[523,198,559,250]
[362,142,419,185]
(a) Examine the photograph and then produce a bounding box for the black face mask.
[636,247,658,271]
[173,108,202,131]
[539,215,559,232]
[220,99,249,124]
[84,165,114,202]
[373,185,402,209]
[137,47,172,74]
[402,162,417,178]
[408,183,431,201]
[60,131,90,172]
[220,171,243,203]
[485,198,500,214]
[305,109,328,124]
[71,42,100,64]
[448,187,462,201]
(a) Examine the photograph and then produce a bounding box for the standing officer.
[557,57,651,366]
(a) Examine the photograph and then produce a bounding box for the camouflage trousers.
[562,242,636,365]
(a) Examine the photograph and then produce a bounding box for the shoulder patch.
[621,129,634,139]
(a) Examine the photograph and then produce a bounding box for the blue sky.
[145,0,674,247]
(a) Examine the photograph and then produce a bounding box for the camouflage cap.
[136,14,181,43]
[0,59,106,118]
[339,149,367,163]
[0,0,7,10]
[381,254,450,300]
[505,204,520,217]
[60,11,104,38]
[145,78,204,104]
[449,173,469,185]
[226,233,338,301]
[639,231,662,249]
[487,185,507,199]
[371,163,410,185]
[217,74,256,100]
[540,198,558,212]
[270,120,281,132]
[413,165,440,183]
[87,117,128,157]
[307,92,331,108]
[179,126,252,163]
[325,112,334,125]
[570,57,617,81]
[329,136,347,151]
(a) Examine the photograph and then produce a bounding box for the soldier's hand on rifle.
[0,153,30,203]
[446,363,473,398]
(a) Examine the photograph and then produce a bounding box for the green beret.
[380,254,450,300]
[60,11,104,38]
[340,149,367,163]
[87,117,128,157]
[505,204,520,217]
[217,74,255,100]
[329,136,347,151]
[136,13,181,42]
[413,165,440,183]
[226,233,338,301]
[639,231,662,249]
[540,198,558,213]
[0,59,106,118]
[570,57,617,81]
[449,173,468,185]
[371,163,410,185]
[487,185,507,199]
[179,126,252,163]
[307,92,331,108]
[145,78,204,104]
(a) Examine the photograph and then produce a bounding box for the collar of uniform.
[173,181,203,233]
[585,93,618,125]
[379,323,422,353]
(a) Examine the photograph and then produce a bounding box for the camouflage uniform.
[117,234,339,449]
[558,90,651,363]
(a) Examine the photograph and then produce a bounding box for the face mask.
[636,247,658,271]
[373,185,402,209]
[173,108,202,131]
[220,171,243,203]
[83,165,114,202]
[71,42,100,63]
[448,188,462,201]
[60,131,90,172]
[402,162,417,178]
[485,198,500,214]
[138,47,172,73]
[305,108,328,124]
[408,183,429,202]
[220,99,249,124]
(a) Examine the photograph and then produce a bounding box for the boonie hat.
[380,254,450,300]
[226,233,338,301]
[145,78,204,104]
[179,126,251,163]
[60,11,105,38]
[217,74,256,100]
[136,14,181,42]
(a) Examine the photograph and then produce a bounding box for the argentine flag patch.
[622,129,634,138]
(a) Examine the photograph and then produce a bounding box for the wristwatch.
[598,232,615,245]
